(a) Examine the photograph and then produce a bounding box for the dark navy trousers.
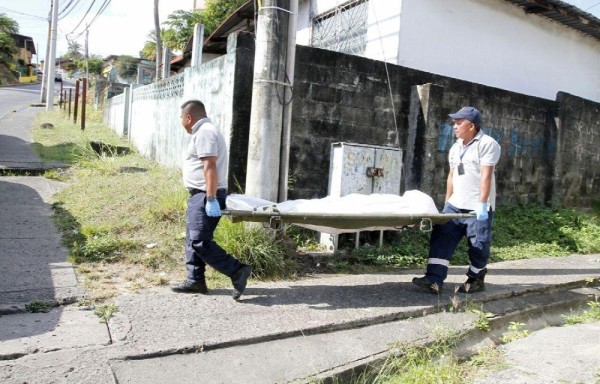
[185,189,242,283]
[425,202,493,288]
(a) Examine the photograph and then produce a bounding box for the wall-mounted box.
[320,142,403,251]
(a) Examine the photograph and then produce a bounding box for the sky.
[1,0,599,63]
[0,0,195,62]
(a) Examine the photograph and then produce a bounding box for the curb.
[305,286,600,383]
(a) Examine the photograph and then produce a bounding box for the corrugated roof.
[503,0,600,40]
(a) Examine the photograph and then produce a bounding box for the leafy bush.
[215,219,297,280]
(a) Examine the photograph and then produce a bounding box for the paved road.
[0,83,41,119]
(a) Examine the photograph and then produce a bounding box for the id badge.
[457,163,464,175]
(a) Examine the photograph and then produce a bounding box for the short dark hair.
[180,99,206,119]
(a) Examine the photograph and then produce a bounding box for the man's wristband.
[207,195,216,202]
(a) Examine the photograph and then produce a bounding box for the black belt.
[188,188,226,197]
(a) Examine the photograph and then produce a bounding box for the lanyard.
[459,138,477,163]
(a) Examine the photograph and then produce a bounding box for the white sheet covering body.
[225,190,441,234]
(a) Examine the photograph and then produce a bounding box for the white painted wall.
[296,0,600,102]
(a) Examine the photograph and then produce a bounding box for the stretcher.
[223,209,474,233]
[222,192,474,234]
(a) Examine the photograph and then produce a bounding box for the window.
[312,0,369,56]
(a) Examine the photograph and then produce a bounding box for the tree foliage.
[201,0,247,34]
[66,40,83,59]
[150,0,247,54]
[86,55,104,75]
[140,29,164,61]
[72,55,104,76]
[0,13,19,64]
[162,10,203,51]
[115,55,138,79]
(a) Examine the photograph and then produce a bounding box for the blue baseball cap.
[449,106,482,127]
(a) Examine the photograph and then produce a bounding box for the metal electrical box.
[320,142,403,251]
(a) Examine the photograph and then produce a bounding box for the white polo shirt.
[447,130,501,211]
[182,118,228,191]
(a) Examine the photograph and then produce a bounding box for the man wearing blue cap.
[413,106,501,294]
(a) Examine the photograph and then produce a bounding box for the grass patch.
[25,301,51,313]
[563,300,600,325]
[215,220,297,280]
[339,203,600,271]
[32,107,296,302]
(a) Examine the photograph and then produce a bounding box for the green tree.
[115,55,138,80]
[201,0,247,34]
[73,54,104,76]
[66,39,83,59]
[0,13,19,64]
[86,55,104,76]
[156,0,246,53]
[140,29,163,61]
[161,9,203,51]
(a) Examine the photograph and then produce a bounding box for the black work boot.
[412,276,442,294]
[231,265,252,300]
[458,268,487,293]
[170,280,209,294]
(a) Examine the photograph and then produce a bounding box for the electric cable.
[0,6,47,20]
[59,0,83,19]
[585,1,600,11]
[65,0,97,36]
[69,0,111,41]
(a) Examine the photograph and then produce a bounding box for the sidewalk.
[0,106,599,383]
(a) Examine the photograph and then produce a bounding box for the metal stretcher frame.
[224,209,475,232]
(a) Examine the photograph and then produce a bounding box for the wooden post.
[68,88,72,117]
[74,79,80,124]
[81,78,87,130]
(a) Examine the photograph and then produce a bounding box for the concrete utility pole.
[278,0,298,202]
[40,7,52,103]
[245,0,296,203]
[45,0,59,111]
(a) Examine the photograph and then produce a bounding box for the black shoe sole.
[412,277,441,294]
[232,266,252,300]
[170,283,208,294]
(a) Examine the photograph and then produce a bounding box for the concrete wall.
[289,44,600,208]
[296,0,600,103]
[103,32,254,189]
[103,31,599,209]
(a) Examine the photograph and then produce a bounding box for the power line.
[59,0,82,19]
[70,0,111,40]
[585,1,600,11]
[65,0,97,35]
[0,5,47,21]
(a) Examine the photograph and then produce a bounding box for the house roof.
[201,0,255,54]
[10,34,37,55]
[503,0,600,40]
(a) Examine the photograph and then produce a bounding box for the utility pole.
[45,0,59,111]
[154,0,162,81]
[278,0,298,202]
[40,4,52,103]
[85,25,89,81]
[245,0,295,202]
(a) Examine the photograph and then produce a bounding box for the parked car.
[54,73,62,82]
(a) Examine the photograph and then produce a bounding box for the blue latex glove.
[474,202,489,221]
[205,199,222,217]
